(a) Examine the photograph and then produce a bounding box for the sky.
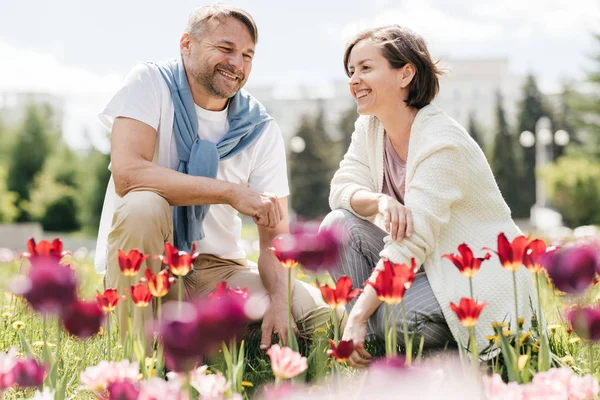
[0,0,598,150]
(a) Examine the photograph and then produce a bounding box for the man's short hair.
[185,3,258,44]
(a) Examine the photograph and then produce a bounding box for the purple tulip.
[62,300,104,339]
[543,243,599,294]
[17,264,77,316]
[107,380,141,400]
[568,305,600,341]
[272,222,344,273]
[156,295,248,372]
[12,358,45,388]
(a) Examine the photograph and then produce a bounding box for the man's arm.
[255,197,297,350]
[110,116,281,228]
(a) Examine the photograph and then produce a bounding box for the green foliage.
[0,167,18,223]
[566,33,600,158]
[289,111,337,219]
[337,106,358,158]
[26,143,81,232]
[76,146,111,234]
[490,92,522,217]
[6,105,53,221]
[539,155,600,227]
[467,111,486,152]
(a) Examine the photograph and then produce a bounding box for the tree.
[515,74,548,217]
[289,110,336,219]
[337,106,358,160]
[0,167,18,223]
[77,146,111,233]
[26,143,81,232]
[6,105,52,221]
[567,33,600,158]
[466,111,486,152]
[490,92,521,217]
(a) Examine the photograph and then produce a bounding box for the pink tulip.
[266,344,307,380]
[107,381,140,400]
[79,360,139,392]
[0,348,17,391]
[12,358,45,388]
[138,378,188,400]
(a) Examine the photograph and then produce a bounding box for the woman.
[321,25,537,367]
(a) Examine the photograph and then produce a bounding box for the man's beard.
[192,61,245,99]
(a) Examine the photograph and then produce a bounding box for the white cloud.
[0,40,123,150]
[338,0,600,44]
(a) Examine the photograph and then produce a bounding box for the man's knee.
[115,191,170,228]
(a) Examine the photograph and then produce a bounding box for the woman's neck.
[378,104,418,160]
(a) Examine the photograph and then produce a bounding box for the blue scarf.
[152,58,272,252]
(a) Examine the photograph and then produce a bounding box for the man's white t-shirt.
[94,63,289,273]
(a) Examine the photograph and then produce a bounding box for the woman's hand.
[342,313,372,368]
[377,194,413,241]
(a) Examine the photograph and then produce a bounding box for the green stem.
[391,303,397,356]
[384,303,390,357]
[535,273,544,335]
[287,268,295,350]
[333,306,339,343]
[590,342,595,375]
[128,276,134,361]
[469,326,478,371]
[401,302,411,365]
[469,277,474,300]
[177,278,183,312]
[107,313,111,361]
[512,271,520,356]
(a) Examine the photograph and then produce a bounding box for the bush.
[40,194,80,232]
[540,156,600,227]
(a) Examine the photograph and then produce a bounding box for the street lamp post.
[519,116,570,230]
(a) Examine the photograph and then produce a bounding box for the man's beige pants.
[104,191,336,349]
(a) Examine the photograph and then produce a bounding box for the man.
[95,4,331,351]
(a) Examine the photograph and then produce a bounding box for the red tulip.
[130,284,153,308]
[327,339,355,362]
[269,235,299,269]
[319,276,361,309]
[523,239,548,273]
[20,264,77,316]
[157,242,198,277]
[118,249,148,277]
[449,298,487,328]
[24,238,66,268]
[486,233,529,272]
[366,258,418,305]
[443,243,490,278]
[567,305,600,341]
[209,281,249,301]
[142,269,175,298]
[62,300,104,339]
[12,358,45,388]
[96,289,122,313]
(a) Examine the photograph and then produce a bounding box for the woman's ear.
[399,64,416,89]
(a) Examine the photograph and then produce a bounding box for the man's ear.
[180,33,192,56]
[399,64,416,89]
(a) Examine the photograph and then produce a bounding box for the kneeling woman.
[322,25,537,367]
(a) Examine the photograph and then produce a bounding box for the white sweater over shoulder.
[329,104,537,350]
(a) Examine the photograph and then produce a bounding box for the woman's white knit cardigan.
[329,103,538,351]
